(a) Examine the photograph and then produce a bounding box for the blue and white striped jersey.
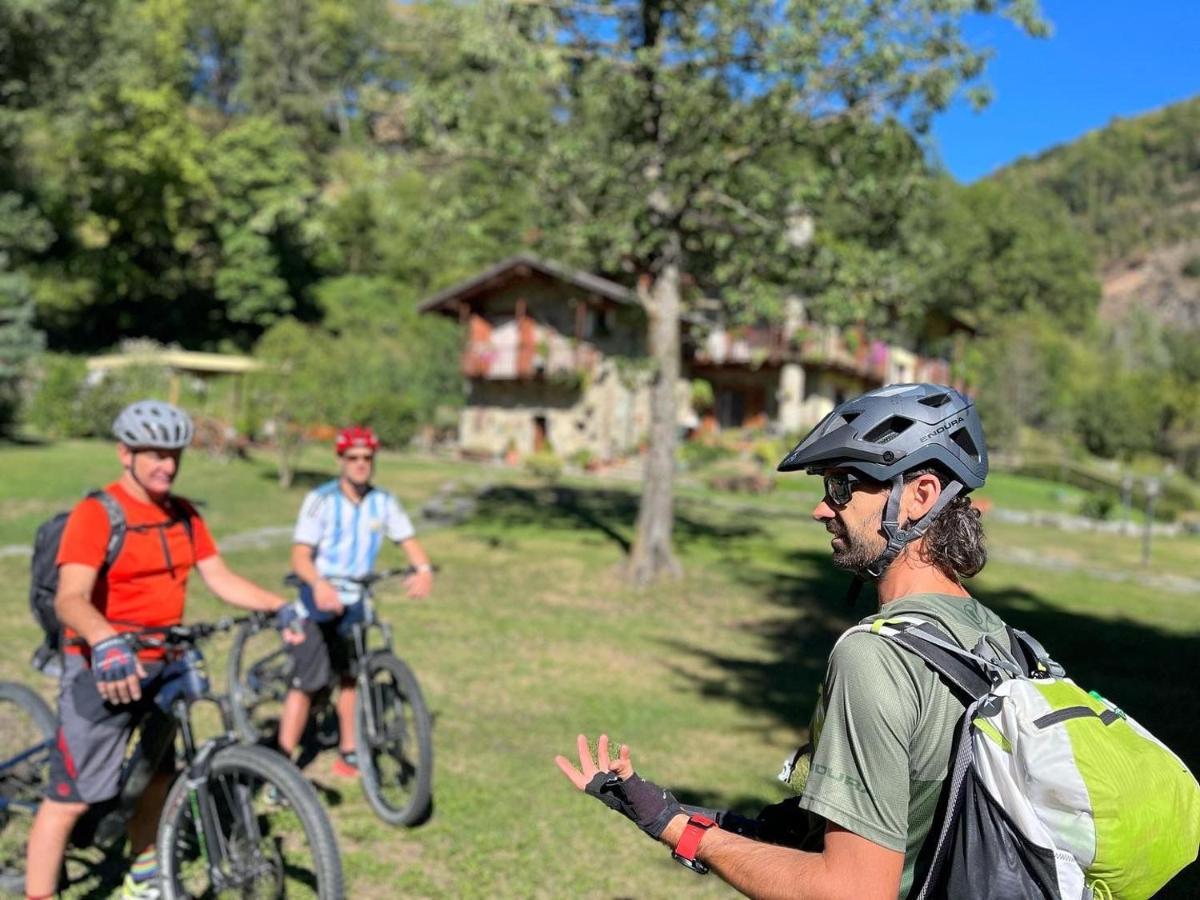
[293,480,415,601]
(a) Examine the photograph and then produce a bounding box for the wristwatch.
[671,813,717,874]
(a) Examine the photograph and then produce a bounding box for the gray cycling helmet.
[778,383,987,580]
[112,400,194,449]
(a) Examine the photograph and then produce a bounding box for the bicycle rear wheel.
[355,653,433,827]
[227,620,291,745]
[0,682,55,886]
[157,743,343,899]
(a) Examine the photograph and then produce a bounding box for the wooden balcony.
[461,323,599,381]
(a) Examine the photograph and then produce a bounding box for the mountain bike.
[0,618,343,898]
[227,568,434,827]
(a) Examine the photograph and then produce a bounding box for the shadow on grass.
[470,484,763,555]
[0,433,50,447]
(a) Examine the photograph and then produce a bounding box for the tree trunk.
[626,237,683,586]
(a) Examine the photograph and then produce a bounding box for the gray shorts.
[286,617,356,694]
[46,654,176,805]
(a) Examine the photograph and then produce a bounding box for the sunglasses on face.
[343,453,375,463]
[823,471,866,507]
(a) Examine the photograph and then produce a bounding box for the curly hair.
[904,467,988,579]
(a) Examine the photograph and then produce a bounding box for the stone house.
[419,255,954,460]
[418,255,655,460]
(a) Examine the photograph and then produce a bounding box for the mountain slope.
[991,96,1200,329]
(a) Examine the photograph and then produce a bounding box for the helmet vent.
[863,416,913,445]
[840,411,860,425]
[918,392,952,408]
[950,427,980,461]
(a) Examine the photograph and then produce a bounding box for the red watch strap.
[675,813,717,861]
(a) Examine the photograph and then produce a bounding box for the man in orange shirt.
[24,400,303,900]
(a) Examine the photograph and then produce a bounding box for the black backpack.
[29,490,194,673]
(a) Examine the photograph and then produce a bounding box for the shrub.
[1079,491,1117,521]
[525,450,563,481]
[568,448,595,469]
[24,354,90,438]
[679,438,735,469]
[348,392,422,447]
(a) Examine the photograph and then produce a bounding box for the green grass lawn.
[0,441,1197,897]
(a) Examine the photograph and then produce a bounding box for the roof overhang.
[417,253,638,315]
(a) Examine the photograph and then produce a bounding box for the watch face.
[671,852,710,875]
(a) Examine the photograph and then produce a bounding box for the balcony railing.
[462,324,599,380]
[693,323,950,386]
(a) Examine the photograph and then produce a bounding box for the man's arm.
[55,563,115,647]
[398,537,433,599]
[558,735,902,898]
[195,555,289,613]
[290,543,343,613]
[661,816,903,900]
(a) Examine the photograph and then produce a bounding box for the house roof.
[417,254,638,315]
[87,350,265,375]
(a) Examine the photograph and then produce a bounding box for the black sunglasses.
[823,471,867,507]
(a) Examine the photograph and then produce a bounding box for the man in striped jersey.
[277,425,434,777]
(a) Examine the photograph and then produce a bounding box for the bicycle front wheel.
[157,743,343,899]
[354,653,433,827]
[0,682,55,881]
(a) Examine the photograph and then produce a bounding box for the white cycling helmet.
[112,400,195,449]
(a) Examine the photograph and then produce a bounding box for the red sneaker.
[332,752,360,778]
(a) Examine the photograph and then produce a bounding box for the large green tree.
[414,0,1048,585]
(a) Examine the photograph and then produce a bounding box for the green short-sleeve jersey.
[795,593,1016,898]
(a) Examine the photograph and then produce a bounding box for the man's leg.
[119,770,174,896]
[277,689,313,757]
[336,677,357,757]
[25,799,87,897]
[277,617,330,759]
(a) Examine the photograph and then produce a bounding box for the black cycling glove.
[274,601,306,634]
[91,636,138,683]
[584,770,682,840]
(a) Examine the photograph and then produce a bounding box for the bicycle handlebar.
[68,616,259,653]
[282,565,439,590]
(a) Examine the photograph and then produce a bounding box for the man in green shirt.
[557,383,1014,898]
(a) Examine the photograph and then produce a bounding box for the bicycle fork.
[173,702,249,890]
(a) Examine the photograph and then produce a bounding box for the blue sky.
[930,1,1200,183]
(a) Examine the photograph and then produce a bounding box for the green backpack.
[855,617,1200,899]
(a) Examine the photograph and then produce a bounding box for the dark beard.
[830,520,882,574]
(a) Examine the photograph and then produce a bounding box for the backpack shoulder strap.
[86,490,126,570]
[1005,625,1066,679]
[853,617,1012,703]
[165,495,196,546]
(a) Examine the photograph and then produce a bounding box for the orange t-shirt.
[56,481,218,660]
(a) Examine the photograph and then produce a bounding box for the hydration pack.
[853,617,1200,900]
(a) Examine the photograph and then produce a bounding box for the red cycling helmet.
[335,425,380,456]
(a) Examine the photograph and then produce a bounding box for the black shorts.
[286,618,357,693]
[46,655,177,804]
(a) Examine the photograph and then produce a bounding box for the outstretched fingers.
[554,733,598,790]
[555,733,637,790]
